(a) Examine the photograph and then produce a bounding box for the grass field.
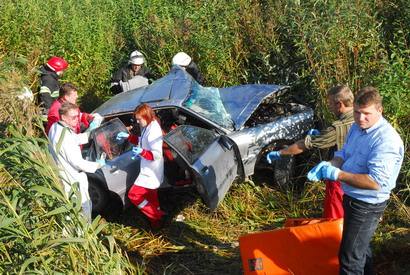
[1,0,409,273]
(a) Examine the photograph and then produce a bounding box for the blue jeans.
[339,195,387,275]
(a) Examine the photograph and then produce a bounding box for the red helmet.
[46,56,68,72]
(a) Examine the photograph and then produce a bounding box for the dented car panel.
[88,66,314,212]
[229,106,314,176]
[219,84,287,130]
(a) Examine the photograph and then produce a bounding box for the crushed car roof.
[94,66,288,129]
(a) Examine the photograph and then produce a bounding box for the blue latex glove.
[307,161,340,181]
[88,120,99,131]
[116,131,130,140]
[96,158,106,167]
[266,151,281,164]
[131,146,143,160]
[320,163,341,181]
[307,129,320,136]
[307,161,329,181]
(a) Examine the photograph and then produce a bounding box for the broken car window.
[183,82,234,130]
[164,125,217,164]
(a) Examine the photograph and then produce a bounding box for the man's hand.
[307,161,340,181]
[116,131,130,140]
[266,151,281,164]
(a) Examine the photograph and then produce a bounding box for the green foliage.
[0,61,137,273]
[0,131,137,273]
[1,0,409,272]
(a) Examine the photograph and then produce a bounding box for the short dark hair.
[355,86,382,108]
[59,102,78,117]
[59,83,78,98]
[327,85,354,107]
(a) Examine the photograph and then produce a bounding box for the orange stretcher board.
[239,218,343,275]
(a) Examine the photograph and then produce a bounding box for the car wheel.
[255,143,296,187]
[88,180,109,214]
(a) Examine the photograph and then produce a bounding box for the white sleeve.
[61,132,100,173]
[75,132,90,145]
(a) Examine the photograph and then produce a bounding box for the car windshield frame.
[182,82,234,130]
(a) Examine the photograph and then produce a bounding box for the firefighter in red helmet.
[38,56,69,115]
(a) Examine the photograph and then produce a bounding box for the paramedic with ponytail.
[126,104,166,229]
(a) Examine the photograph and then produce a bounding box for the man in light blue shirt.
[307,87,404,275]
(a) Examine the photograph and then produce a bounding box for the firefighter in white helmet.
[110,50,152,94]
[172,52,204,85]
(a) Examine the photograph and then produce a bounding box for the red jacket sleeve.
[46,102,61,135]
[140,149,154,160]
[128,134,139,145]
[80,112,93,129]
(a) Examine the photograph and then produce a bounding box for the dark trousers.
[339,195,387,275]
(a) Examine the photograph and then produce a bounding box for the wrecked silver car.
[86,66,314,213]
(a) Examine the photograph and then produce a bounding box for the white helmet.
[172,52,192,67]
[129,50,144,65]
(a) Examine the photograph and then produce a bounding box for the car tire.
[272,155,295,188]
[255,143,296,187]
[88,180,109,214]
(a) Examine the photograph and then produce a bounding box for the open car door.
[86,118,139,205]
[164,125,240,210]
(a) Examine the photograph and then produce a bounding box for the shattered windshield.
[183,82,234,130]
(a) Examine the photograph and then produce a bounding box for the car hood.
[219,84,288,130]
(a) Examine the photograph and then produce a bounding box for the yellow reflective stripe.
[51,90,59,98]
[39,86,59,98]
[39,86,51,94]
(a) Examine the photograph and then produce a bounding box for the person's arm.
[141,66,154,81]
[110,67,126,94]
[280,124,337,156]
[61,132,100,173]
[186,62,204,85]
[46,111,59,135]
[39,86,55,111]
[337,171,379,190]
[146,123,163,161]
[305,125,337,150]
[140,149,154,160]
[279,140,306,156]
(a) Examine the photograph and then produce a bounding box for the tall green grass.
[0,59,139,274]
[1,0,409,273]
